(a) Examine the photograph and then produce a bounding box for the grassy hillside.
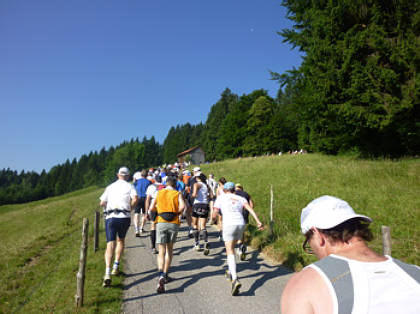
[200,154,420,269]
[0,186,124,313]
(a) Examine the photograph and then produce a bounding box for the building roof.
[177,146,203,157]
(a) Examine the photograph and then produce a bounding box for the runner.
[234,183,254,260]
[149,176,185,293]
[100,167,138,287]
[216,177,227,241]
[145,176,159,254]
[207,174,218,224]
[133,170,151,236]
[184,169,196,238]
[212,182,263,296]
[191,173,214,254]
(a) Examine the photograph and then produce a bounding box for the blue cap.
[224,182,235,190]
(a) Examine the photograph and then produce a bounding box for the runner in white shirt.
[146,176,159,254]
[100,167,138,287]
[212,182,263,296]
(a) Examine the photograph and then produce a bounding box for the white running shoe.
[103,273,111,287]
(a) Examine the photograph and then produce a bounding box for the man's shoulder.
[286,266,323,290]
[282,266,330,314]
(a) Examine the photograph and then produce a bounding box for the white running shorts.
[223,224,245,241]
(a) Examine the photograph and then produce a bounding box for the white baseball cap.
[118,167,130,176]
[300,195,372,234]
[133,172,142,180]
[193,167,201,172]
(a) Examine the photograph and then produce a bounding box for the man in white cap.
[100,167,138,287]
[281,195,420,314]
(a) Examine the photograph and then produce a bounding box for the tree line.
[0,137,162,205]
[1,0,418,205]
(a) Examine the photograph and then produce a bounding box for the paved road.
[121,222,293,314]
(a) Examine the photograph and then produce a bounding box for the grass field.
[200,153,420,270]
[1,153,419,312]
[0,186,123,313]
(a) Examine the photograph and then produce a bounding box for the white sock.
[113,261,119,269]
[106,267,111,275]
[227,254,237,280]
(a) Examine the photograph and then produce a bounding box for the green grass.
[200,154,420,270]
[0,186,124,313]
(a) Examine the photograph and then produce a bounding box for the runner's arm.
[243,202,263,229]
[131,195,138,209]
[149,198,157,212]
[178,193,185,214]
[212,206,220,221]
[249,196,254,208]
[191,182,200,198]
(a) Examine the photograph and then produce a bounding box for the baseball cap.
[300,195,372,234]
[118,167,130,176]
[133,172,142,180]
[235,183,243,189]
[224,182,235,190]
[193,167,201,172]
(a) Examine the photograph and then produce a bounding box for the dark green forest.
[1,0,419,205]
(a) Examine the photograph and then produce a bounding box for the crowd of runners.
[99,164,263,296]
[99,165,420,312]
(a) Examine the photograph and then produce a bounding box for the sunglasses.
[302,229,314,254]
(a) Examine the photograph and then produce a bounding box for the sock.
[227,254,237,280]
[150,230,156,249]
[162,272,167,279]
[201,229,208,242]
[193,228,199,244]
[106,267,111,275]
[113,261,119,269]
[158,270,163,278]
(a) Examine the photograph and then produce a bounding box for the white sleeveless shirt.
[194,183,209,204]
[308,254,420,314]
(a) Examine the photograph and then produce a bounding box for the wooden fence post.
[269,185,274,235]
[76,218,89,307]
[381,225,391,256]
[94,211,100,252]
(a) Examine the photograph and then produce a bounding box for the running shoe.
[111,268,119,276]
[231,279,242,296]
[157,276,165,294]
[103,273,112,287]
[188,228,194,238]
[164,275,174,283]
[240,245,247,261]
[194,244,201,251]
[151,248,158,254]
[225,269,232,282]
[135,232,140,237]
[203,242,210,255]
[139,228,144,235]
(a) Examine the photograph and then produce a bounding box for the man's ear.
[313,228,326,247]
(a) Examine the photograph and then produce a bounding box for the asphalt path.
[121,222,293,314]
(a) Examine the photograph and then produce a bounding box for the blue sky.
[0,0,302,173]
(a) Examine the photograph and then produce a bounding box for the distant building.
[177,146,205,165]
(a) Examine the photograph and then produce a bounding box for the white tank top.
[194,183,209,204]
[308,254,420,314]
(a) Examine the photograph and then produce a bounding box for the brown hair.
[318,218,373,243]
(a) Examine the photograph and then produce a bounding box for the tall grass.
[0,186,123,313]
[200,154,420,270]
